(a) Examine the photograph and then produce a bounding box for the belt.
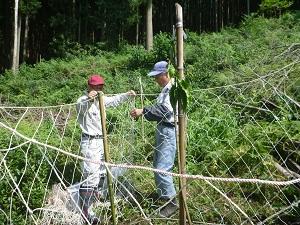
[159,121,176,128]
[82,133,103,139]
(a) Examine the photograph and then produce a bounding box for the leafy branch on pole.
[168,63,190,113]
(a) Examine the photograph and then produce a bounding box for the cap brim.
[89,82,104,85]
[148,70,163,77]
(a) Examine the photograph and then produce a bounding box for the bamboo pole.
[98,92,117,225]
[139,77,145,149]
[175,3,187,225]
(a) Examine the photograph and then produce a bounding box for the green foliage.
[0,141,50,224]
[184,12,300,89]
[153,32,173,61]
[260,0,294,15]
[19,0,42,15]
[127,0,144,26]
[0,12,300,224]
[49,36,110,59]
[170,79,190,113]
[126,32,173,71]
[126,45,155,69]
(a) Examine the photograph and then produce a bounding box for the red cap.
[88,74,105,85]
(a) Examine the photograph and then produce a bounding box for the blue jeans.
[153,124,176,199]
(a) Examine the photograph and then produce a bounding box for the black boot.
[147,191,160,202]
[98,176,106,189]
[79,186,102,224]
[88,215,101,225]
[158,198,178,218]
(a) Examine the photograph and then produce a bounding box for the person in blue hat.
[130,61,178,218]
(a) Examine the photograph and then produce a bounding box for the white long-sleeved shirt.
[76,92,130,136]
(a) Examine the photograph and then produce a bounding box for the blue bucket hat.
[148,61,168,77]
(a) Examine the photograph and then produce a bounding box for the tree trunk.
[22,15,29,63]
[78,0,81,42]
[16,14,21,68]
[146,0,153,50]
[199,0,202,33]
[100,7,106,41]
[221,0,224,29]
[1,0,12,72]
[12,0,19,73]
[215,0,218,31]
[84,1,88,43]
[73,0,76,40]
[136,7,139,45]
[247,0,250,15]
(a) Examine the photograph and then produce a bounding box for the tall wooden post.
[98,92,117,225]
[175,3,187,225]
[146,0,153,50]
[139,77,145,149]
[12,0,19,73]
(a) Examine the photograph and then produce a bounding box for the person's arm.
[143,104,172,121]
[76,95,92,115]
[130,104,172,122]
[104,90,135,108]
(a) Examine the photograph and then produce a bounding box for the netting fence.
[0,56,299,224]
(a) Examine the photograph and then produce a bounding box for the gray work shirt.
[76,92,130,136]
[143,81,175,125]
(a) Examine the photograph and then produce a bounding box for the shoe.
[98,176,106,189]
[125,190,143,204]
[146,191,160,202]
[86,215,102,225]
[158,198,178,218]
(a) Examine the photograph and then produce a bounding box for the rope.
[1,121,299,187]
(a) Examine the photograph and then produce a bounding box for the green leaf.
[170,84,178,110]
[168,63,176,78]
[178,81,189,112]
[170,78,190,113]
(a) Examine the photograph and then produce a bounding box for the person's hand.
[130,108,143,118]
[127,90,136,97]
[88,90,98,99]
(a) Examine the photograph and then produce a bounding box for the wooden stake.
[98,92,117,225]
[175,3,188,225]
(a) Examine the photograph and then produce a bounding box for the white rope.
[0,140,31,151]
[1,121,299,187]
[0,93,158,109]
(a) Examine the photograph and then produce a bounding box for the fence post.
[139,77,145,149]
[175,3,187,225]
[98,91,117,225]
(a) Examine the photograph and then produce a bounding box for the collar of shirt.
[161,81,172,93]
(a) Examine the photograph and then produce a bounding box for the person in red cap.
[76,74,135,224]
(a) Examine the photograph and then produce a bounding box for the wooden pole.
[175,3,187,225]
[12,0,19,73]
[139,77,145,149]
[98,92,117,225]
[146,0,153,50]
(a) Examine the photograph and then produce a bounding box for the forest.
[0,0,300,225]
[1,0,300,72]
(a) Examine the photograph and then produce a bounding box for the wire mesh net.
[0,53,299,224]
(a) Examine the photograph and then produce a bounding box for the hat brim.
[89,82,104,85]
[148,70,164,77]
